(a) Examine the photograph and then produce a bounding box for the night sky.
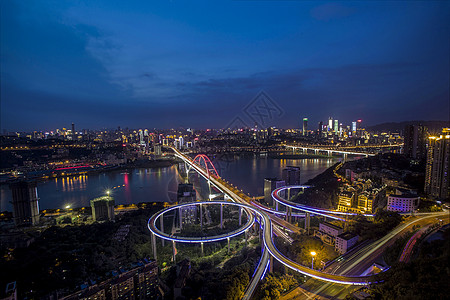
[1,1,449,131]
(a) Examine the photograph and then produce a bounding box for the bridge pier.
[220,203,223,229]
[343,153,348,161]
[287,207,292,223]
[269,255,273,273]
[172,241,177,263]
[201,242,204,257]
[207,179,212,196]
[199,203,203,230]
[305,212,310,235]
[160,216,165,247]
[179,207,182,230]
[227,237,230,255]
[239,207,242,226]
[314,149,318,155]
[152,233,157,262]
[327,150,332,157]
[275,201,278,211]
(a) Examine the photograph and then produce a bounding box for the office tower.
[356,119,363,137]
[425,128,449,199]
[139,129,144,145]
[328,117,333,131]
[71,122,75,137]
[264,178,285,204]
[318,121,323,137]
[334,120,339,132]
[282,166,301,186]
[404,125,428,160]
[302,118,308,136]
[178,136,184,149]
[9,181,40,226]
[352,121,357,133]
[154,144,162,156]
[91,195,115,221]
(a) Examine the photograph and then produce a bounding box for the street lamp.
[310,251,317,269]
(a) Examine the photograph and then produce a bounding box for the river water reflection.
[0,156,342,211]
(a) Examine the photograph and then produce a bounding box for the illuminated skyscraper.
[318,121,323,137]
[352,122,357,133]
[302,118,308,136]
[425,128,449,199]
[334,120,339,132]
[328,117,333,131]
[404,125,428,160]
[9,181,40,226]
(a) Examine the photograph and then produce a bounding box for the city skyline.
[2,1,449,131]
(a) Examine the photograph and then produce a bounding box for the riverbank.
[269,153,336,159]
[0,157,181,185]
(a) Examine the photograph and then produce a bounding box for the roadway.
[171,148,375,284]
[168,147,447,299]
[285,211,449,299]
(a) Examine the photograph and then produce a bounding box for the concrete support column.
[305,212,310,235]
[201,242,204,257]
[275,201,279,211]
[287,207,292,223]
[160,216,165,247]
[314,149,318,155]
[152,233,157,262]
[269,255,273,273]
[239,207,242,226]
[172,241,176,263]
[227,237,230,255]
[244,230,248,246]
[199,204,203,230]
[179,207,182,230]
[220,203,223,229]
[207,179,211,195]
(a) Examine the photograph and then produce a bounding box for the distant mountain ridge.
[367,120,449,133]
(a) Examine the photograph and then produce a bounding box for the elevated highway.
[149,147,382,298]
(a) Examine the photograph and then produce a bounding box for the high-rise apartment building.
[91,195,115,221]
[9,181,40,226]
[425,128,449,199]
[404,125,428,160]
[177,183,197,224]
[282,166,301,186]
[264,178,285,205]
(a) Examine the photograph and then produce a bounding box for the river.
[0,156,342,211]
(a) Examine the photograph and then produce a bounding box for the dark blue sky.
[1,1,449,131]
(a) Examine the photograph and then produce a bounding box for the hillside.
[367,120,449,134]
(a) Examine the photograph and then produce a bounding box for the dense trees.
[258,274,298,300]
[348,209,402,241]
[275,234,338,268]
[370,228,450,299]
[0,207,162,298]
